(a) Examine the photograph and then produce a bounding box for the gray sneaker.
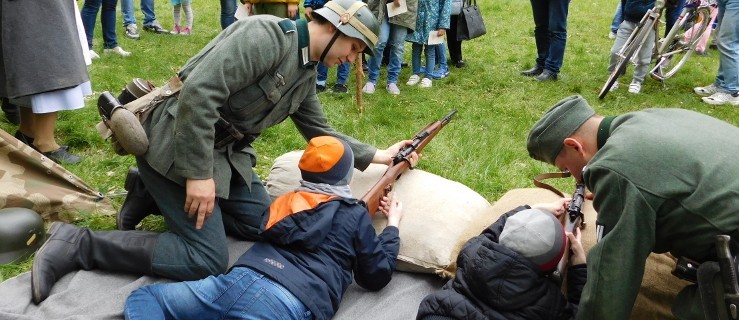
[143,21,169,34]
[694,83,719,96]
[125,24,140,39]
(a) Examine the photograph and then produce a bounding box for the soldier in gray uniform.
[30,0,412,305]
[526,95,739,319]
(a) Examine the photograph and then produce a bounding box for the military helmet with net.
[0,208,45,264]
[313,0,380,56]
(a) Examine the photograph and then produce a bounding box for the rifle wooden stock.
[552,183,586,285]
[360,110,457,217]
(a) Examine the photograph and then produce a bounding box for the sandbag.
[265,151,491,277]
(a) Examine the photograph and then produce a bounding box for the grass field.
[1,0,736,281]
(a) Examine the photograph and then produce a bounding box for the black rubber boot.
[117,167,160,230]
[31,222,158,304]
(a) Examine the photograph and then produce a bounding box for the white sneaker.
[694,83,719,96]
[362,82,376,94]
[89,50,100,60]
[628,81,642,94]
[406,74,421,86]
[609,82,619,92]
[701,92,739,106]
[608,31,617,39]
[104,46,131,57]
[420,78,432,88]
[386,83,400,95]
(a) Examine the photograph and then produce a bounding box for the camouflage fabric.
[0,130,115,221]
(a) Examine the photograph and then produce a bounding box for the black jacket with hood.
[416,206,587,320]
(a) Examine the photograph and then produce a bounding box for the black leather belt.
[214,117,258,150]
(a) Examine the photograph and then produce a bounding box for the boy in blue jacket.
[124,136,410,319]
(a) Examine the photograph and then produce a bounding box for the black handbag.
[456,0,486,41]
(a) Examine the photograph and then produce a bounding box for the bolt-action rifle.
[360,110,457,217]
[552,182,586,285]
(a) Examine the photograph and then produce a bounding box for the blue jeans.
[135,158,270,281]
[664,0,686,37]
[530,0,571,73]
[220,0,237,30]
[714,0,739,93]
[435,42,448,71]
[610,2,623,33]
[411,43,436,78]
[316,61,350,86]
[125,267,313,320]
[367,13,408,85]
[81,0,119,49]
[120,0,157,26]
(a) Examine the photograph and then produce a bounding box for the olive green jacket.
[367,0,418,32]
[141,17,376,198]
[577,109,739,319]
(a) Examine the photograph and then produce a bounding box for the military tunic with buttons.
[135,16,378,281]
[142,16,376,199]
[576,109,739,320]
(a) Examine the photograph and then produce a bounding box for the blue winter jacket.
[234,194,400,320]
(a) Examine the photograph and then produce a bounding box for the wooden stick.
[355,57,363,113]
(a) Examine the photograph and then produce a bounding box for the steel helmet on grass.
[0,208,45,264]
[313,0,380,55]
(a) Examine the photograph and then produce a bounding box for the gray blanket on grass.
[0,237,446,320]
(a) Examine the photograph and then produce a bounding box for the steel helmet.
[313,0,380,55]
[0,208,45,264]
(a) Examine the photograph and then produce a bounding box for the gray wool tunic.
[577,109,739,320]
[141,16,376,198]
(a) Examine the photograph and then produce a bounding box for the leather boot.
[520,65,544,77]
[534,69,558,82]
[31,222,158,304]
[117,167,160,230]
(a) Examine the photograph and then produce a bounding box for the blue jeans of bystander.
[530,0,571,73]
[220,0,237,30]
[120,0,156,27]
[714,0,739,93]
[81,0,119,49]
[317,61,350,86]
[367,13,408,85]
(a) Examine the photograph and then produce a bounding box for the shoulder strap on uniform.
[277,18,296,34]
[597,116,617,149]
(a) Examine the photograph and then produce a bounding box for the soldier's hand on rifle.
[530,198,571,218]
[380,192,403,227]
[185,178,216,230]
[372,140,419,166]
[567,227,587,266]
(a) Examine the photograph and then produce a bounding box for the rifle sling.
[532,172,572,198]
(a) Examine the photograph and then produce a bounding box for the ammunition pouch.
[213,118,259,151]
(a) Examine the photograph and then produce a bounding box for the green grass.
[1,0,736,281]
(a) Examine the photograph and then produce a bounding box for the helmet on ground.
[0,208,45,264]
[314,0,380,55]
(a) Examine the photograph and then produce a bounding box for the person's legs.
[172,3,182,34]
[316,61,329,87]
[181,1,193,33]
[366,13,391,86]
[218,172,270,241]
[411,43,423,76]
[336,61,350,85]
[423,44,437,79]
[101,0,119,49]
[715,0,738,94]
[608,21,634,73]
[610,2,623,35]
[81,0,103,50]
[448,15,464,66]
[435,43,449,77]
[120,0,137,27]
[141,0,156,26]
[125,267,312,320]
[136,159,229,281]
[220,0,237,29]
[530,0,550,69]
[543,0,570,74]
[386,23,408,85]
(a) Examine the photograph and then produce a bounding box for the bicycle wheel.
[599,17,657,99]
[650,6,711,80]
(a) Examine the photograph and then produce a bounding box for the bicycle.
[598,0,712,99]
